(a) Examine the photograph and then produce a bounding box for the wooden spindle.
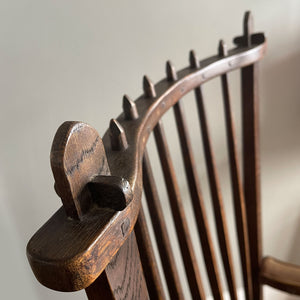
[244,11,253,47]
[169,59,224,300]
[219,39,253,300]
[123,94,139,120]
[50,121,149,300]
[154,120,205,300]
[143,75,157,98]
[191,50,236,300]
[143,150,185,300]
[135,207,167,300]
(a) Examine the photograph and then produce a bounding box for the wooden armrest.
[260,256,300,295]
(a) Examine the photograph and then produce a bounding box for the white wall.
[1,0,300,299]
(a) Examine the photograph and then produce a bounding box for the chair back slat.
[154,120,206,300]
[85,269,116,300]
[168,58,224,299]
[221,65,253,300]
[193,81,239,300]
[242,63,262,300]
[86,232,149,300]
[173,97,224,300]
[143,150,185,300]
[27,12,267,299]
[135,207,167,300]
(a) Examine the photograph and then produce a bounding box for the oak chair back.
[27,12,300,300]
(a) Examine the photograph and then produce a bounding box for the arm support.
[260,256,300,295]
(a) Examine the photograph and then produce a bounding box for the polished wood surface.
[26,11,300,300]
[260,256,300,295]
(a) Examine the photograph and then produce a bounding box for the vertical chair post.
[241,11,262,300]
[242,62,262,300]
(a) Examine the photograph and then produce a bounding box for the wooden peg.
[143,75,157,98]
[88,175,133,211]
[244,11,253,46]
[166,60,178,81]
[109,119,128,151]
[189,50,200,68]
[218,40,228,57]
[123,95,139,120]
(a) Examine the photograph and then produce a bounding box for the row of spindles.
[106,31,254,299]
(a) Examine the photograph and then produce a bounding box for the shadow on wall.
[261,50,300,154]
[260,50,300,266]
[289,216,300,264]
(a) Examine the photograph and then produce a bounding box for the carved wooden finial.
[218,40,228,57]
[143,75,156,98]
[189,50,200,68]
[244,11,253,46]
[50,121,110,219]
[109,119,128,151]
[123,95,139,120]
[166,60,178,81]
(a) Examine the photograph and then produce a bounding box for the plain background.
[1,0,300,299]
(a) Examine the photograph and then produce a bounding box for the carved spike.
[109,119,128,151]
[123,95,139,120]
[218,40,228,57]
[244,11,253,46]
[143,75,156,98]
[166,60,178,81]
[189,50,200,68]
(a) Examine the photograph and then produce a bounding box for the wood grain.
[135,207,166,300]
[194,83,237,300]
[26,24,268,298]
[219,39,253,300]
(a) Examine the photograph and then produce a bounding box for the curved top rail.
[103,33,266,193]
[27,30,266,292]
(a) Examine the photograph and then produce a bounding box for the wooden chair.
[27,12,300,299]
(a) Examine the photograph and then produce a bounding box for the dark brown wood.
[169,58,224,300]
[87,232,149,300]
[174,99,226,300]
[191,51,238,300]
[219,40,253,300]
[27,122,147,297]
[26,15,273,300]
[135,207,166,300]
[154,120,205,300]
[143,149,184,300]
[242,62,262,300]
[260,256,300,295]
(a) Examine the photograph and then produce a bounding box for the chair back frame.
[27,12,269,300]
